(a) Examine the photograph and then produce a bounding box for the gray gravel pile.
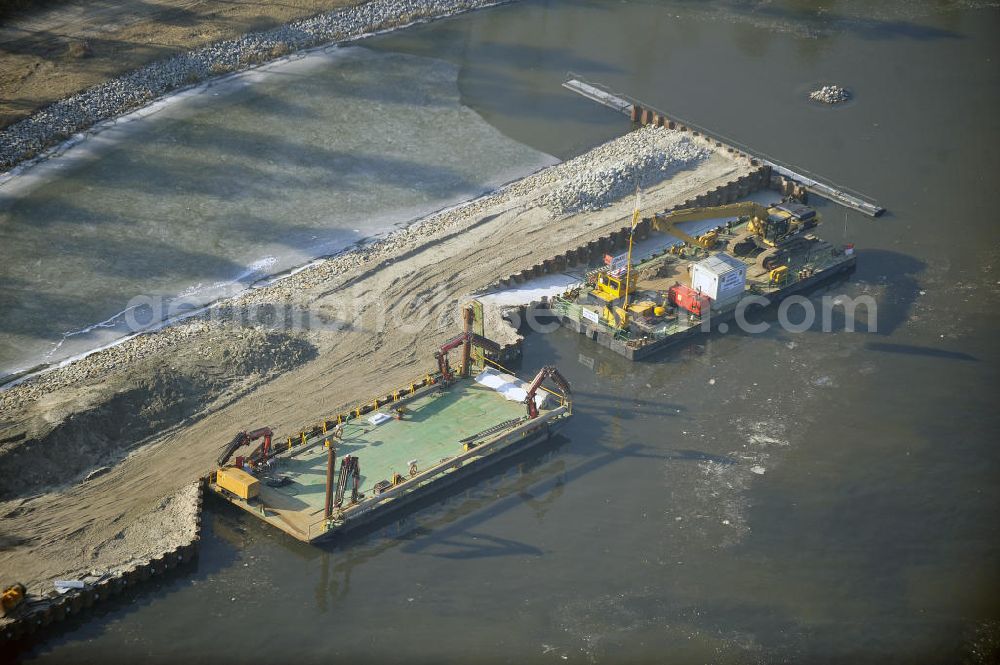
[809,84,851,104]
[541,126,710,217]
[0,0,503,170]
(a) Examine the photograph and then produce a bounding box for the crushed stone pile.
[541,126,710,217]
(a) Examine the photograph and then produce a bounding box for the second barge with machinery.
[208,319,572,543]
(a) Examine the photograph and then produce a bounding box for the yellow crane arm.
[650,215,710,248]
[656,202,770,224]
[651,202,770,248]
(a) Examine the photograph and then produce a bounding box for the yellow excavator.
[652,201,820,269]
[652,201,818,247]
[744,201,819,248]
[650,202,770,249]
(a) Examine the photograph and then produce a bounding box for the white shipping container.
[690,255,747,304]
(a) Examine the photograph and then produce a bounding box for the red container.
[668,284,711,317]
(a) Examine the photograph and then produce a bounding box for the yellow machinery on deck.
[769,265,789,285]
[599,298,662,328]
[592,190,644,329]
[590,271,636,303]
[651,202,770,249]
[745,202,819,248]
[216,467,260,500]
[651,201,819,250]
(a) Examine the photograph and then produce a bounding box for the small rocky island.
[809,84,851,104]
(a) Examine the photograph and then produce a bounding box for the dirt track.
[0,0,360,128]
[0,129,751,590]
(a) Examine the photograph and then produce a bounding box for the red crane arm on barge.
[217,427,273,466]
[435,332,502,381]
[524,365,572,419]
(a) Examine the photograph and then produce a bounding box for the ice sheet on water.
[0,47,556,377]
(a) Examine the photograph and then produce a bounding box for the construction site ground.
[0,143,751,593]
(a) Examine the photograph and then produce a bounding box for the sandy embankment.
[0,126,752,591]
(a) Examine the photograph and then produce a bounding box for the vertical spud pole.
[324,441,335,521]
[460,304,473,377]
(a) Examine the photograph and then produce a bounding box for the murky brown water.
[13,1,1000,663]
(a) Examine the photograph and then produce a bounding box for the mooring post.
[460,304,473,378]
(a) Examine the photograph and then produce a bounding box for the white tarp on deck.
[368,412,392,426]
[474,368,548,410]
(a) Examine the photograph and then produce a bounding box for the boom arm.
[435,332,502,381]
[247,427,274,462]
[651,202,770,248]
[217,427,273,466]
[334,455,360,508]
[524,365,572,419]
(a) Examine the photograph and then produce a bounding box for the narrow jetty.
[563,78,885,218]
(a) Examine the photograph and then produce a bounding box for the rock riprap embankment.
[541,126,710,217]
[0,0,503,170]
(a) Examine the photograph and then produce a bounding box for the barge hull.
[314,413,565,540]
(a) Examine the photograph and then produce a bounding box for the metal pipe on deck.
[460,304,473,378]
[324,441,335,520]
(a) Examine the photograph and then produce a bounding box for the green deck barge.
[208,371,571,542]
